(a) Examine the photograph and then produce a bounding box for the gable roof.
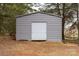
[16,12,62,18]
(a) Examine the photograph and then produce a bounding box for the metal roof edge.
[16,12,62,18]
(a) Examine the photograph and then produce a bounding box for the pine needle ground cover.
[0,36,79,56]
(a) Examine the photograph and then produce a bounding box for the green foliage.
[40,3,78,25]
[0,3,33,35]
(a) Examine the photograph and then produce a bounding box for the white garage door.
[32,23,47,40]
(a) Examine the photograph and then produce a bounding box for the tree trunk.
[62,3,65,43]
[78,22,79,40]
[77,3,79,40]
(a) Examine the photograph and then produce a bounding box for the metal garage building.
[16,12,62,42]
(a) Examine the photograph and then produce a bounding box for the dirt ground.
[0,36,79,56]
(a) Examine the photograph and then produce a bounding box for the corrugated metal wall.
[16,13,62,42]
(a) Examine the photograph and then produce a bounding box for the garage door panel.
[32,23,47,40]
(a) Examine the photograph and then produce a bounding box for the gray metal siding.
[16,13,62,42]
